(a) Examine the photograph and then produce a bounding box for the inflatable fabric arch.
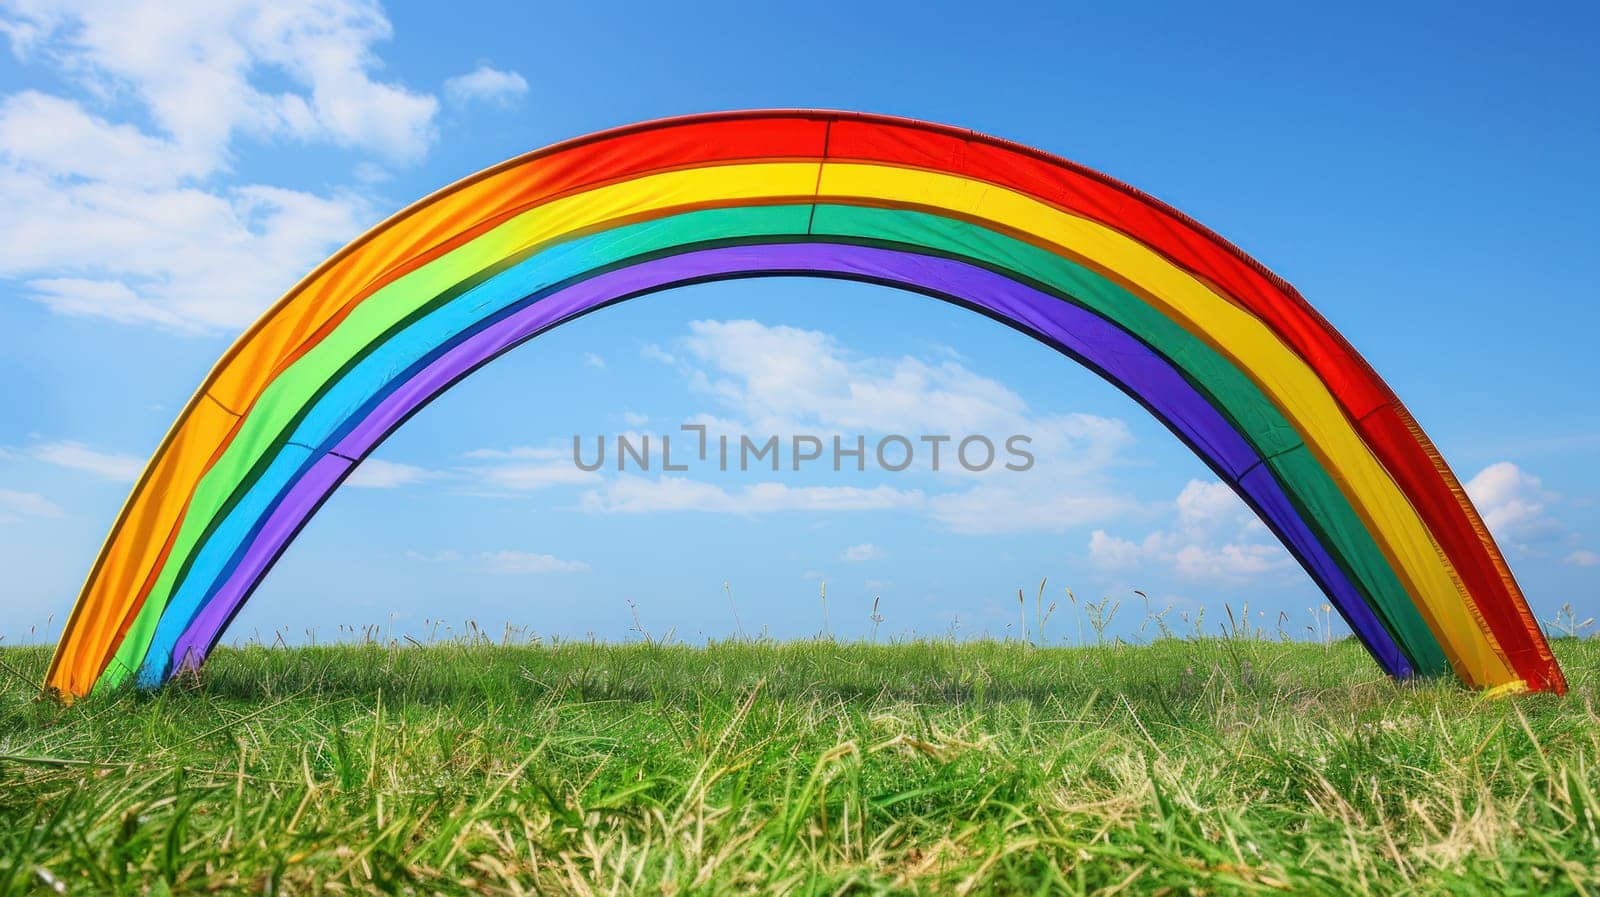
[44,110,1564,698]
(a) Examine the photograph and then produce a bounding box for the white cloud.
[0,0,454,332]
[23,278,192,329]
[0,90,206,186]
[1087,530,1143,570]
[1563,549,1598,568]
[581,475,925,515]
[462,445,564,461]
[656,318,1143,534]
[443,64,528,106]
[474,463,599,492]
[929,484,1138,535]
[0,488,64,522]
[0,10,43,53]
[351,161,390,184]
[480,550,589,574]
[1174,479,1240,525]
[0,164,372,330]
[640,343,676,365]
[30,440,142,481]
[1465,462,1564,547]
[842,543,884,562]
[2,1,438,165]
[1087,479,1291,582]
[679,318,1030,435]
[339,444,608,494]
[345,458,438,489]
[1171,542,1288,579]
[461,445,600,493]
[583,352,606,369]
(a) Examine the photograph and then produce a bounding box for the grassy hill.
[2,636,1597,895]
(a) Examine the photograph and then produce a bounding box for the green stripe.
[102,203,1445,688]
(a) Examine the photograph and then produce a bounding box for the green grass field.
[2,633,1597,895]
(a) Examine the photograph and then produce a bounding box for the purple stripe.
[172,453,352,673]
[170,242,1408,675]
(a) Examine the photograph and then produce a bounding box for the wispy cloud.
[462,446,566,461]
[841,543,884,562]
[640,343,676,365]
[1563,549,1598,568]
[29,440,142,482]
[580,476,925,515]
[404,547,588,574]
[460,445,601,493]
[345,458,441,489]
[930,484,1141,535]
[480,550,590,574]
[443,64,528,106]
[0,488,64,523]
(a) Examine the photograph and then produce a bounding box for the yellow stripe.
[55,159,1513,692]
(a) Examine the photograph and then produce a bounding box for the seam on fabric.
[1234,442,1303,483]
[203,393,243,417]
[807,119,832,235]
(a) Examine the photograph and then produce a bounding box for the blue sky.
[0,1,1595,648]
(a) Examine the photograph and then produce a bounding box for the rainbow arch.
[44,111,1564,698]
